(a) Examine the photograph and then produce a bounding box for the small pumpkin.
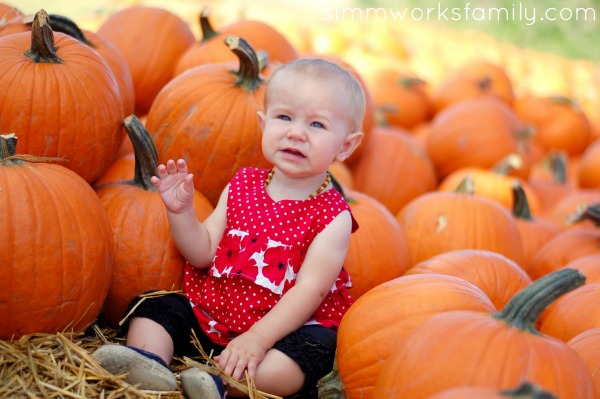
[0,134,114,339]
[578,139,600,189]
[567,329,600,394]
[94,116,213,327]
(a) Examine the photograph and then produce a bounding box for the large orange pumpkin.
[515,95,593,157]
[425,98,523,179]
[568,328,600,394]
[97,6,196,116]
[0,10,124,183]
[373,269,596,398]
[94,116,214,327]
[146,36,270,206]
[352,125,437,215]
[343,189,411,299]
[333,274,496,399]
[396,177,524,267]
[0,134,114,339]
[404,249,531,310]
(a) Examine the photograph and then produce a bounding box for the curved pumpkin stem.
[492,153,522,175]
[511,180,532,221]
[198,7,219,42]
[224,35,263,93]
[501,381,557,399]
[455,174,475,195]
[47,14,94,47]
[491,268,585,334]
[122,115,159,191]
[317,358,347,399]
[547,151,568,184]
[23,9,63,64]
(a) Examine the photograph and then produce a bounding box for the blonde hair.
[264,58,366,132]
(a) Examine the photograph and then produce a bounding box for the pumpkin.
[425,98,523,179]
[94,116,213,327]
[0,134,114,339]
[343,189,411,299]
[146,35,270,206]
[511,181,561,274]
[528,227,600,280]
[538,283,600,342]
[527,151,576,215]
[515,95,593,157]
[352,125,437,215]
[567,329,600,394]
[174,8,298,76]
[431,60,515,114]
[0,10,124,183]
[331,274,496,399]
[372,268,596,398]
[368,68,433,129]
[48,14,135,117]
[426,382,557,399]
[436,155,541,215]
[0,4,28,37]
[404,249,531,310]
[560,253,600,283]
[396,176,524,267]
[97,6,196,116]
[578,139,600,189]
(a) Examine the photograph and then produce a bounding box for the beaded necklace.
[264,168,332,199]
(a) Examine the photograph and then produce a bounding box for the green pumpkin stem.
[511,180,532,220]
[48,14,95,47]
[317,358,347,399]
[492,268,585,334]
[455,174,475,195]
[548,151,568,184]
[23,9,63,64]
[225,35,263,93]
[123,115,159,191]
[198,7,219,42]
[500,381,557,399]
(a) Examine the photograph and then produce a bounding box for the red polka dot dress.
[184,167,357,346]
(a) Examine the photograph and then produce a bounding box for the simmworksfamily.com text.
[322,4,596,26]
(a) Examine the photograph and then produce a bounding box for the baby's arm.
[151,159,227,268]
[215,210,354,380]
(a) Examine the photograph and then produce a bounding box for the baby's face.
[259,70,358,177]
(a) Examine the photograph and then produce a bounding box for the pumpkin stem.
[47,14,95,47]
[224,35,263,93]
[198,7,219,42]
[511,180,532,221]
[123,115,159,191]
[330,173,356,204]
[492,154,522,175]
[23,9,63,64]
[491,268,585,334]
[0,134,65,165]
[317,358,347,399]
[547,151,568,184]
[455,174,475,195]
[500,381,557,398]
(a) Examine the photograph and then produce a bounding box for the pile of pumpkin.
[1,2,600,398]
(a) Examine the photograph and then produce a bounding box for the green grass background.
[358,0,600,61]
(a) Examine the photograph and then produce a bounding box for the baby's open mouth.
[283,148,305,158]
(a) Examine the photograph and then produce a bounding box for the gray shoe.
[180,367,225,399]
[91,344,177,391]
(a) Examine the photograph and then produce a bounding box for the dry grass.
[0,324,282,399]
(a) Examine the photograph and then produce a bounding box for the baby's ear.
[257,111,266,131]
[336,131,363,162]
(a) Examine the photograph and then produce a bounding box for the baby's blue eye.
[311,121,324,128]
[278,115,291,121]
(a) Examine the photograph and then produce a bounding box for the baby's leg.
[127,317,175,364]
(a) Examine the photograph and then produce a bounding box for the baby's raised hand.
[151,159,195,213]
